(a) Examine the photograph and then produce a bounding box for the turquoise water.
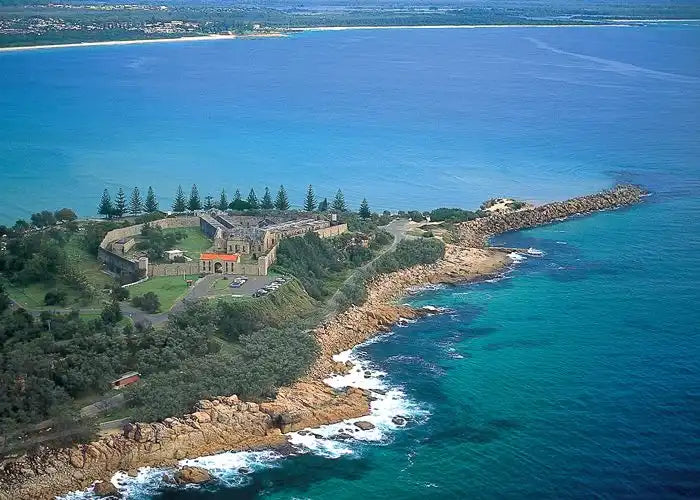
[4,24,699,499]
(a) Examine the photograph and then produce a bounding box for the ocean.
[2,24,699,499]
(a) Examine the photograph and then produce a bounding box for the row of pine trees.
[99,184,371,219]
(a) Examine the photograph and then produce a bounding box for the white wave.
[406,283,447,294]
[508,251,528,263]
[526,247,545,256]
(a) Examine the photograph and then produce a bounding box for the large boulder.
[174,466,212,485]
[354,421,375,431]
[93,480,119,497]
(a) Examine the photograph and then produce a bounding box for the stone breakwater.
[458,184,647,248]
[0,185,646,499]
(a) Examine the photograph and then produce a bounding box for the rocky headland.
[0,185,646,500]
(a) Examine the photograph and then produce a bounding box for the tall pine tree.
[172,185,187,212]
[114,188,127,217]
[247,188,259,209]
[303,185,316,212]
[332,189,347,212]
[204,195,214,210]
[129,187,143,215]
[359,198,371,219]
[233,189,242,202]
[318,197,329,211]
[218,189,228,210]
[144,186,158,212]
[188,184,202,211]
[261,187,274,209]
[275,185,290,211]
[98,189,113,218]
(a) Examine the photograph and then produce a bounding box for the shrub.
[44,290,67,306]
[100,300,122,324]
[131,292,161,313]
[112,286,129,301]
[429,207,480,223]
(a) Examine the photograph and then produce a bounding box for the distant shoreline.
[0,19,696,53]
[0,32,285,53]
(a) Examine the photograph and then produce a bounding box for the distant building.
[164,249,184,261]
[112,372,140,389]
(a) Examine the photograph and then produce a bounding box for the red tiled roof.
[200,253,239,262]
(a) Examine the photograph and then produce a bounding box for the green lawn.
[64,235,114,289]
[4,280,104,310]
[127,274,199,311]
[161,227,212,258]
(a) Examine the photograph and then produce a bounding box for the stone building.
[198,211,346,275]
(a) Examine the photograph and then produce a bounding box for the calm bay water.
[4,24,699,499]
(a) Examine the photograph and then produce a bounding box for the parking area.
[204,274,287,298]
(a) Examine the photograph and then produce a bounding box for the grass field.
[63,235,114,289]
[127,274,199,311]
[4,233,115,310]
[161,227,212,258]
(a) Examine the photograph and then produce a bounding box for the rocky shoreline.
[0,185,646,500]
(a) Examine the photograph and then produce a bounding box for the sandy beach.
[0,32,285,53]
[3,19,694,53]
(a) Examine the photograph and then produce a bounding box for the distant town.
[1,1,698,49]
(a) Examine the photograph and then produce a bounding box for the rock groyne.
[458,184,647,248]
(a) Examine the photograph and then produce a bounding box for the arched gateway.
[200,253,239,274]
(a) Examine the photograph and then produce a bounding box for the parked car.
[229,282,242,288]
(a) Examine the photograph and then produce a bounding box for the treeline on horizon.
[2,1,699,49]
[96,183,373,219]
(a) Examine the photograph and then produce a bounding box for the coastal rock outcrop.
[173,466,211,485]
[92,480,119,497]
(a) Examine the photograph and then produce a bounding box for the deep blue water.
[1,25,699,221]
[4,24,699,499]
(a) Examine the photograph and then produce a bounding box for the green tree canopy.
[172,185,187,212]
[304,184,316,212]
[261,187,274,209]
[204,195,214,210]
[233,189,242,202]
[98,189,113,218]
[114,188,127,217]
[218,189,228,210]
[332,189,346,212]
[275,185,290,211]
[129,187,143,216]
[247,188,259,209]
[188,184,202,211]
[55,208,77,222]
[318,197,329,211]
[144,186,158,213]
[359,198,371,219]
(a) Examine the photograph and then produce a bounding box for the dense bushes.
[128,326,318,422]
[136,224,186,261]
[373,238,445,274]
[0,297,215,436]
[170,280,316,341]
[131,292,161,313]
[429,207,481,223]
[275,232,356,300]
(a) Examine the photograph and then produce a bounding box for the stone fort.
[98,212,347,282]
